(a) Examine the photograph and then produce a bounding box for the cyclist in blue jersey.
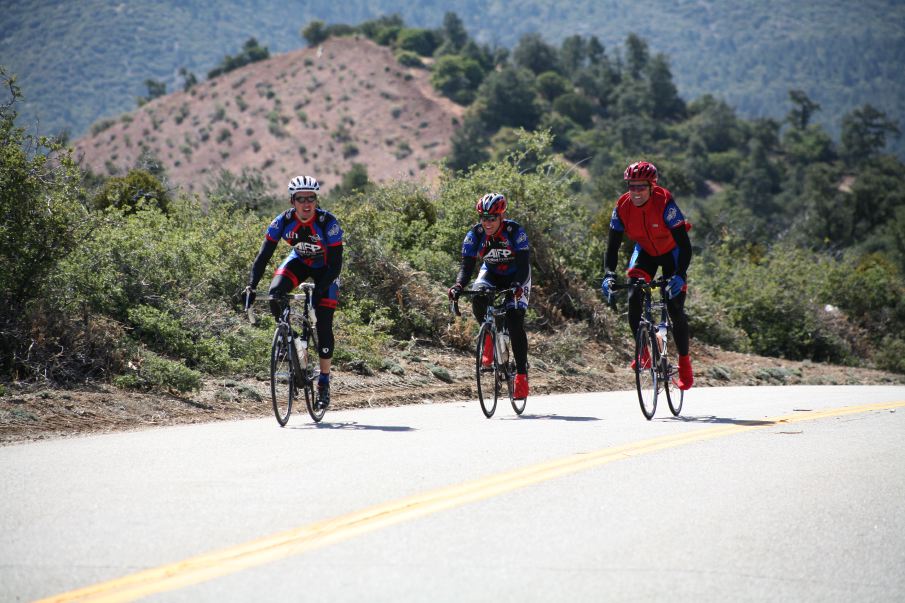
[242,176,343,408]
[448,193,531,400]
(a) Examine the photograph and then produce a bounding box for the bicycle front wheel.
[270,325,295,427]
[475,324,498,418]
[635,326,657,420]
[302,322,325,423]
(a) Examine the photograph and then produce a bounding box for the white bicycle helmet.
[288,176,320,197]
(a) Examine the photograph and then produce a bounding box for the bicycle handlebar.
[243,283,316,324]
[450,286,519,317]
[603,276,671,310]
[608,276,671,291]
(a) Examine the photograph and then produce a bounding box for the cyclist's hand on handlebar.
[600,272,616,304]
[448,283,463,301]
[509,282,524,299]
[667,275,685,299]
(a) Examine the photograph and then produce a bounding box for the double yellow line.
[40,399,905,602]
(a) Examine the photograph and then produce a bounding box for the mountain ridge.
[71,37,461,191]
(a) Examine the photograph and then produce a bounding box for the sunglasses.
[627,184,650,191]
[479,214,500,222]
[292,194,318,203]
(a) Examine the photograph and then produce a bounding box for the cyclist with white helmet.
[243,176,343,408]
[600,161,694,390]
[448,193,531,400]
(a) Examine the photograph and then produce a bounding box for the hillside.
[4,1,904,158]
[71,37,462,190]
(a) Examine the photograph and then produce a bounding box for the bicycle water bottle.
[496,331,510,366]
[656,322,667,353]
[293,336,308,370]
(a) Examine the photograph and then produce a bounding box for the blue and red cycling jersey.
[461,219,530,279]
[265,207,343,269]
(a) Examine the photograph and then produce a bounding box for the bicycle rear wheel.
[635,326,657,420]
[302,322,324,423]
[500,336,525,415]
[270,325,295,427]
[665,361,684,416]
[475,324,498,418]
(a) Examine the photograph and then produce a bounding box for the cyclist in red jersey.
[600,161,694,390]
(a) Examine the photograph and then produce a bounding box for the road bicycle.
[245,283,324,426]
[451,287,525,418]
[609,276,684,420]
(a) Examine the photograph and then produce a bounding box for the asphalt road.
[2,385,904,602]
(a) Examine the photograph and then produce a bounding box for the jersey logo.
[484,248,514,263]
[517,231,527,244]
[328,222,340,237]
[666,207,677,223]
[293,241,323,256]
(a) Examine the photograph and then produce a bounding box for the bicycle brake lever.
[243,288,257,325]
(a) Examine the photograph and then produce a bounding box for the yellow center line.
[39,399,905,602]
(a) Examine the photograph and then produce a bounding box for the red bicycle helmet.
[623,161,658,183]
[475,192,507,215]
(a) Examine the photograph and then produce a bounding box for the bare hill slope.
[73,37,463,193]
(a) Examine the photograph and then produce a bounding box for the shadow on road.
[504,414,601,422]
[290,422,416,432]
[665,415,775,426]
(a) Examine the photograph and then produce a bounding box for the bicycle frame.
[610,276,683,419]
[246,283,323,424]
[452,287,523,417]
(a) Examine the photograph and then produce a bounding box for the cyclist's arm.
[248,238,278,289]
[511,249,530,285]
[670,225,692,277]
[603,227,623,274]
[455,256,477,287]
[317,244,343,291]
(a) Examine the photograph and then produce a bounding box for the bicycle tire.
[302,321,324,423]
[665,361,684,416]
[475,324,498,418]
[270,325,294,427]
[635,326,657,420]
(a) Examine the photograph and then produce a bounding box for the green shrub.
[136,349,201,393]
[395,50,424,68]
[90,169,171,213]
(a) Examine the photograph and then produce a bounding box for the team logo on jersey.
[517,231,527,244]
[293,241,322,256]
[464,232,475,245]
[666,207,677,223]
[484,248,513,263]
